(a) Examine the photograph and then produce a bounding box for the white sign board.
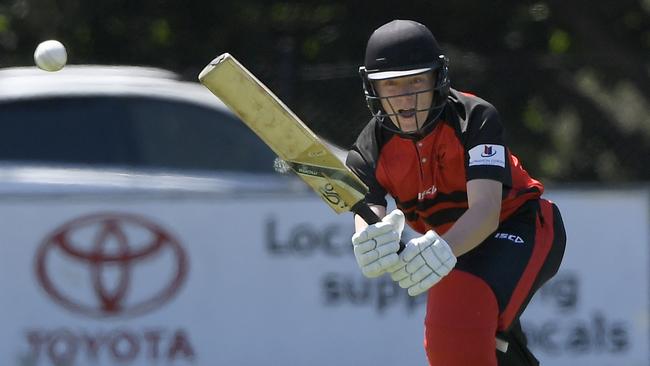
[522,189,650,366]
[0,195,427,366]
[0,188,648,366]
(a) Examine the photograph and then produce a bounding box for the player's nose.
[395,92,416,107]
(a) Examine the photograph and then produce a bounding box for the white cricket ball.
[34,40,68,72]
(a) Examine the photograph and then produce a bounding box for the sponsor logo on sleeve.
[468,144,505,167]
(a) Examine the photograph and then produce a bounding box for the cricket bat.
[198,53,401,249]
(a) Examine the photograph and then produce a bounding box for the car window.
[0,96,277,173]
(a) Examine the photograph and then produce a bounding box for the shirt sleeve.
[346,148,388,207]
[464,104,510,184]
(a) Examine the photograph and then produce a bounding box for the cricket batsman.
[347,19,567,365]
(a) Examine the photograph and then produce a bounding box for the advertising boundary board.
[0,186,648,366]
[522,187,650,366]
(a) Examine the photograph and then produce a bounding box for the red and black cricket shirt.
[347,88,543,235]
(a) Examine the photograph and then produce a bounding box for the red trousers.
[424,199,566,365]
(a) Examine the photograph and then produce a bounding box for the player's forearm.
[442,201,500,257]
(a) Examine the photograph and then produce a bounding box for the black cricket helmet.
[359,20,450,138]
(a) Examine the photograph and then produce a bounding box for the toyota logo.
[35,213,188,319]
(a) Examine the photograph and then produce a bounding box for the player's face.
[374,72,435,132]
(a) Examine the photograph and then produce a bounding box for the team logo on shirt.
[481,145,497,157]
[468,144,505,167]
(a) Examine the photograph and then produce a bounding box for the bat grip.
[352,201,406,254]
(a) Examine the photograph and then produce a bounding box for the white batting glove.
[351,209,405,278]
[389,230,456,296]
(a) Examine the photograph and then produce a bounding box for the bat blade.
[198,53,368,215]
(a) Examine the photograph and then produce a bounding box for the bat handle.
[352,202,406,254]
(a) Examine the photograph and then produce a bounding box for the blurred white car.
[0,65,303,195]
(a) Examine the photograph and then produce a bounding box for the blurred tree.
[0,0,648,182]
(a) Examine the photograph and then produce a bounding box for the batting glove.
[389,230,456,296]
[351,209,405,278]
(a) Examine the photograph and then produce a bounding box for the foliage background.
[1,0,648,183]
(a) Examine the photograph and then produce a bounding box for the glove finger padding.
[351,221,394,245]
[351,209,406,278]
[389,265,408,282]
[404,253,427,274]
[361,253,399,278]
[397,260,435,288]
[356,240,401,266]
[408,273,443,296]
[353,229,400,257]
[408,264,434,283]
[422,245,455,273]
[391,230,457,296]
